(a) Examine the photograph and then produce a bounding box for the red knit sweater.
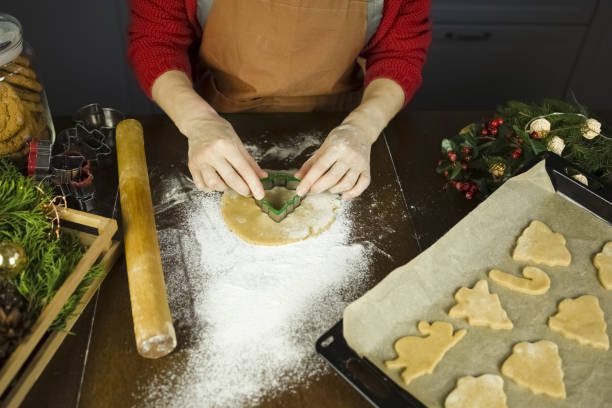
[128,0,431,106]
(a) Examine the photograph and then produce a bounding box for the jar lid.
[0,14,23,67]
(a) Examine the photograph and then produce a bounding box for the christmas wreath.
[436,100,612,199]
[0,160,104,366]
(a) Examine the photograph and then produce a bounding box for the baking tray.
[316,154,611,408]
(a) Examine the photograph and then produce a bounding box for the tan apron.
[197,0,368,112]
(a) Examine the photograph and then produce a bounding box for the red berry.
[455,182,463,191]
[461,162,468,171]
[444,170,449,177]
[469,185,478,193]
[465,155,472,162]
[490,128,498,135]
[481,128,488,136]
[530,131,539,139]
[461,183,471,192]
[461,146,470,154]
[491,119,499,127]
[447,150,455,157]
[497,118,504,125]
[437,159,443,166]
[465,192,473,199]
[449,153,457,162]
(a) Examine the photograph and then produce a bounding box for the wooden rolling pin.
[116,119,176,359]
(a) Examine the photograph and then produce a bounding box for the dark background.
[4,0,612,116]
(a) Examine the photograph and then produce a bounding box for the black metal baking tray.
[316,154,611,408]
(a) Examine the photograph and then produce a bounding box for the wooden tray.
[0,208,120,407]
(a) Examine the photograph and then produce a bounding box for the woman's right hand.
[182,114,267,199]
[151,71,266,199]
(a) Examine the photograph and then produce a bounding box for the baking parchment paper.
[343,161,612,408]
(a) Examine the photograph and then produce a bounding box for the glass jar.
[0,13,54,164]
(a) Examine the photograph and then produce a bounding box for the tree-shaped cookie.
[512,220,571,266]
[445,374,507,408]
[548,295,609,350]
[489,266,550,295]
[594,242,612,290]
[449,280,513,330]
[501,340,566,399]
[385,321,466,385]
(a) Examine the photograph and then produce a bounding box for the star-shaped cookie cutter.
[255,173,302,222]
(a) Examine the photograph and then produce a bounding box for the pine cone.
[0,281,35,366]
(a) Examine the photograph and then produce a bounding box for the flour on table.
[139,170,372,407]
[244,131,322,162]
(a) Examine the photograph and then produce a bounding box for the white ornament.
[572,174,588,186]
[529,118,551,133]
[583,118,601,140]
[547,136,565,155]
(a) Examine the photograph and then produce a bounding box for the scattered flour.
[244,132,322,162]
[139,170,372,407]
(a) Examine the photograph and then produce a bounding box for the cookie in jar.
[0,13,55,162]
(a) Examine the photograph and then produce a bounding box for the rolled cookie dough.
[594,242,612,290]
[445,374,507,408]
[501,340,566,399]
[221,188,340,246]
[489,266,550,295]
[385,321,466,385]
[449,280,513,330]
[512,220,571,266]
[548,295,609,350]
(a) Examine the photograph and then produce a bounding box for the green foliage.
[0,159,105,331]
[437,99,612,199]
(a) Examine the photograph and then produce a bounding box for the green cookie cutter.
[255,172,302,222]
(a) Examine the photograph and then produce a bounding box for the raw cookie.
[449,280,513,330]
[512,220,571,266]
[548,295,609,350]
[501,340,566,399]
[0,82,25,142]
[385,321,466,385]
[221,187,339,246]
[444,374,507,408]
[594,242,612,290]
[489,266,550,295]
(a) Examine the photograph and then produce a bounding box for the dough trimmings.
[449,280,513,330]
[444,374,507,408]
[512,220,571,266]
[594,241,612,290]
[385,321,466,386]
[501,340,566,399]
[548,295,609,350]
[489,266,550,295]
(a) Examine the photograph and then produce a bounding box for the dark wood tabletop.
[21,110,611,408]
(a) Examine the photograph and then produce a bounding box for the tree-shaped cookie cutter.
[255,173,302,222]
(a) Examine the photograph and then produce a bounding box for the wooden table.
[21,111,610,407]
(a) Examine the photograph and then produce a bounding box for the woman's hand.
[295,124,374,200]
[295,78,406,200]
[184,115,267,199]
[151,70,266,199]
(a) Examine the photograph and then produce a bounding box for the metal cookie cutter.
[255,173,302,222]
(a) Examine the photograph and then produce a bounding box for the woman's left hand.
[295,123,375,200]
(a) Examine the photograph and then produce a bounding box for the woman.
[128,0,431,200]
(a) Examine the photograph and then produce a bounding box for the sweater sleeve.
[127,0,200,98]
[362,0,432,106]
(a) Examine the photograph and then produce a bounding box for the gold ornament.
[528,118,551,140]
[547,136,566,155]
[572,174,588,186]
[0,242,27,278]
[582,118,601,140]
[489,162,506,178]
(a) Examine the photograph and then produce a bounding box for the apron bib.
[197,0,368,112]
